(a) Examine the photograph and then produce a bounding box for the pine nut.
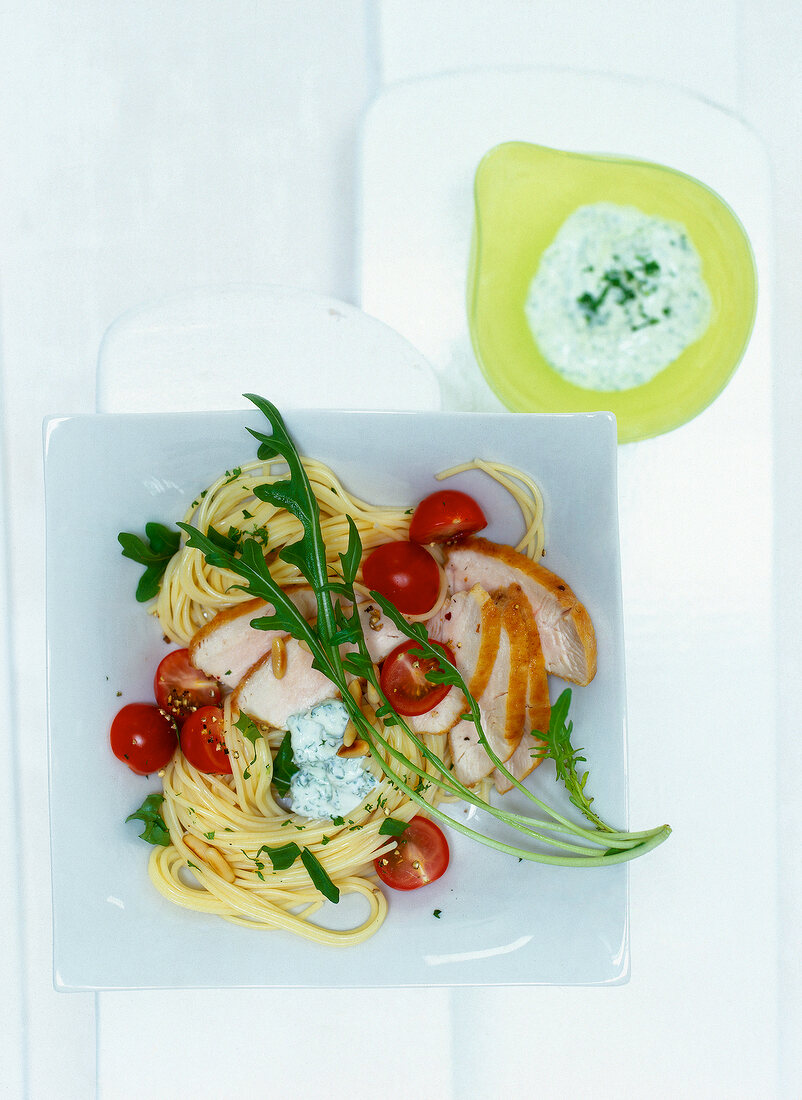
[183,833,208,861]
[271,636,287,679]
[337,738,369,758]
[206,847,236,884]
[183,833,236,883]
[347,679,363,706]
[342,718,358,748]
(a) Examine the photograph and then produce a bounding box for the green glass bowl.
[467,141,757,443]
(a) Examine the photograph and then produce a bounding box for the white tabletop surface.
[2,2,800,1097]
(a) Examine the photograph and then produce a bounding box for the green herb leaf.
[300,847,340,903]
[244,394,337,642]
[341,650,374,679]
[378,817,410,837]
[205,524,241,554]
[339,515,363,586]
[235,712,263,778]
[235,712,262,744]
[125,793,170,846]
[533,688,610,831]
[258,841,301,871]
[272,730,298,797]
[118,523,180,602]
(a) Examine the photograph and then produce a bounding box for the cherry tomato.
[362,541,440,615]
[409,489,487,544]
[179,705,232,774]
[380,638,455,717]
[154,648,221,724]
[110,703,178,775]
[374,815,450,891]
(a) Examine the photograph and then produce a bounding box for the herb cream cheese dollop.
[524,202,712,391]
[288,700,376,820]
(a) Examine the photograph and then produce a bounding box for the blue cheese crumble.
[287,700,376,819]
[525,202,712,391]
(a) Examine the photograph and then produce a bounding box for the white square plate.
[45,405,627,989]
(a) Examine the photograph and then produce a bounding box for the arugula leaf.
[378,817,410,837]
[118,522,180,602]
[125,793,170,846]
[272,730,299,797]
[338,515,363,586]
[244,394,337,643]
[300,847,340,904]
[205,524,241,555]
[178,524,320,648]
[534,689,609,831]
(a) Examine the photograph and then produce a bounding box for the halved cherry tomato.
[154,648,221,724]
[380,638,455,717]
[179,705,232,774]
[374,815,450,890]
[362,541,440,615]
[409,489,487,544]
[110,703,178,775]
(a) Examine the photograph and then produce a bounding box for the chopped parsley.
[576,256,663,332]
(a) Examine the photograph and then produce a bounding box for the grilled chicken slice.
[406,687,467,736]
[349,601,409,664]
[436,584,533,787]
[482,588,532,758]
[493,587,550,794]
[232,636,336,728]
[444,537,597,685]
[191,587,402,696]
[189,588,318,688]
[437,586,500,786]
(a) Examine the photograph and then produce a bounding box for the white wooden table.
[1,2,799,1096]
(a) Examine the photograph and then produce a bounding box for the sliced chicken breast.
[493,587,550,794]
[348,601,409,664]
[437,584,535,787]
[232,636,336,729]
[189,588,318,688]
[444,537,597,685]
[406,687,467,736]
[438,586,501,786]
[481,588,531,760]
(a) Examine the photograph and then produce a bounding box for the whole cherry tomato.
[409,489,487,544]
[374,816,450,890]
[380,639,455,717]
[362,541,440,615]
[154,648,221,724]
[110,703,178,775]
[179,705,232,774]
